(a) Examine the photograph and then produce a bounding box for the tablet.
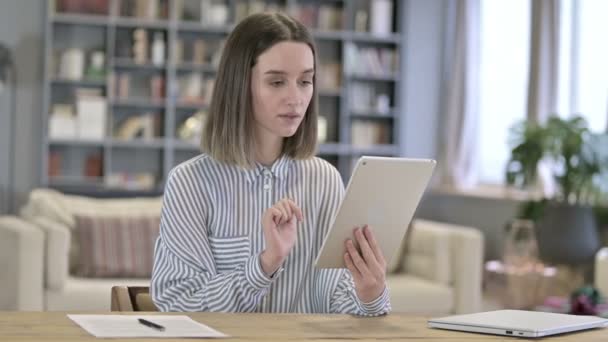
[315,156,436,268]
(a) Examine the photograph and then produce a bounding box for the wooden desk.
[0,312,607,341]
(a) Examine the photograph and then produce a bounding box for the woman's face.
[250,41,314,140]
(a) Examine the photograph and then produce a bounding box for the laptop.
[428,310,608,338]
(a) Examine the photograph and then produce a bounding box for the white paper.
[68,314,227,339]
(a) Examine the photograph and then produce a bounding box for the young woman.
[151,12,390,315]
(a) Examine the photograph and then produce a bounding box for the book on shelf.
[351,121,390,147]
[292,4,343,31]
[345,43,399,77]
[349,83,392,115]
[318,63,341,92]
[75,88,107,141]
[84,153,103,178]
[114,114,156,140]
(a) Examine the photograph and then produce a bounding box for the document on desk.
[68,314,228,338]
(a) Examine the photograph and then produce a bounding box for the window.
[478,0,530,184]
[477,0,607,186]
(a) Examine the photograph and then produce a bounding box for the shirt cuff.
[244,253,283,291]
[358,286,391,316]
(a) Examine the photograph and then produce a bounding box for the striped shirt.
[151,153,391,315]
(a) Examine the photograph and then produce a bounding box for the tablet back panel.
[315,156,436,268]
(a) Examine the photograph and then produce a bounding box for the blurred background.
[0,0,606,315]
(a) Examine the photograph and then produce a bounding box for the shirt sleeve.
[151,167,280,312]
[320,164,392,316]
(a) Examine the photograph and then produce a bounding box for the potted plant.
[506,115,608,265]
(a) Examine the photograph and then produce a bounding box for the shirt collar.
[243,154,293,183]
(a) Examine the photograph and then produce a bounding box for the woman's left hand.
[344,225,387,303]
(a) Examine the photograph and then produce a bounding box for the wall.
[0,0,45,215]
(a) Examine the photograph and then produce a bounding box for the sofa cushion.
[74,215,160,278]
[46,276,150,311]
[21,189,163,273]
[386,274,454,314]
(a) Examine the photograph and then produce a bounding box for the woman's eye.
[300,80,313,86]
[270,81,284,87]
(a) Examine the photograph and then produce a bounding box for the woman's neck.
[254,131,284,166]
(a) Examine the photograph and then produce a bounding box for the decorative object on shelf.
[317,5,342,31]
[59,48,85,80]
[370,0,393,36]
[179,72,203,103]
[351,121,389,147]
[151,32,165,66]
[115,114,155,140]
[76,88,106,140]
[106,172,156,190]
[135,0,158,19]
[318,116,328,143]
[344,43,398,77]
[48,151,62,178]
[132,28,148,65]
[115,73,131,99]
[150,75,165,100]
[177,110,207,144]
[85,50,105,80]
[84,152,103,178]
[355,10,368,32]
[503,219,540,268]
[56,0,109,15]
[318,63,341,93]
[375,93,390,115]
[49,104,77,139]
[506,116,608,265]
[192,39,206,65]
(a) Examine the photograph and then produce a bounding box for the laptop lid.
[428,310,608,338]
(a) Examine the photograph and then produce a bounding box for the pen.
[138,318,165,331]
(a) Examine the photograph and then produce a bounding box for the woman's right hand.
[260,198,304,276]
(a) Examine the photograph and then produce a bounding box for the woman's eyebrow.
[264,68,314,75]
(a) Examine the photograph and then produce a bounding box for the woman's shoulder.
[167,153,220,181]
[293,156,342,181]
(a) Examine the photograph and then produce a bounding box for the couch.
[0,189,484,314]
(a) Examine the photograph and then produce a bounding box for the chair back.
[111,286,158,311]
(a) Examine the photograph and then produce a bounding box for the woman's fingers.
[286,199,304,222]
[345,239,372,278]
[363,226,386,267]
[355,226,379,269]
[344,252,361,280]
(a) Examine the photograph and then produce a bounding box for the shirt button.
[263,184,271,190]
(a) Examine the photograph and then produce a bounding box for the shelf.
[48,138,105,147]
[348,73,399,82]
[175,103,209,111]
[113,59,167,70]
[349,32,401,44]
[51,13,109,26]
[48,176,105,188]
[350,109,396,119]
[319,89,342,97]
[110,139,165,149]
[51,78,106,87]
[318,143,349,155]
[173,140,201,151]
[351,144,399,156]
[312,30,348,41]
[176,63,217,73]
[176,22,233,34]
[111,98,166,109]
[114,17,170,29]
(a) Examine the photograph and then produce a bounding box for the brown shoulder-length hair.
[200,12,318,168]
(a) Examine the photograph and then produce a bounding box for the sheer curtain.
[439,0,481,189]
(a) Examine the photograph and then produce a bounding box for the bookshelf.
[42,0,405,195]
